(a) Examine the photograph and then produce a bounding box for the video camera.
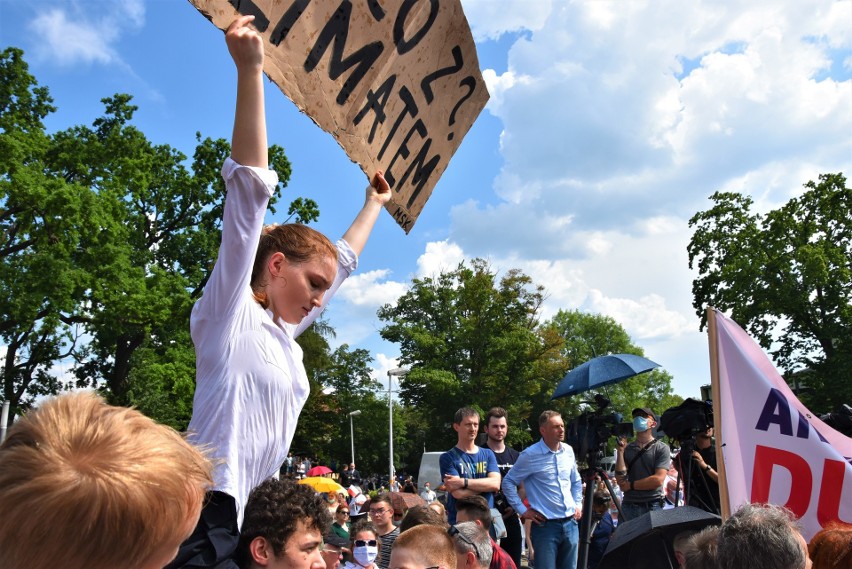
[658,398,713,442]
[566,394,634,459]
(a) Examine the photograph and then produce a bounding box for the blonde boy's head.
[0,391,213,569]
[390,525,457,569]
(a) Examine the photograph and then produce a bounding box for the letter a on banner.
[707,308,852,540]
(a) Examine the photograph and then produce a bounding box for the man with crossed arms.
[502,410,583,569]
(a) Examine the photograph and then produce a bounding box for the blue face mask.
[633,416,650,433]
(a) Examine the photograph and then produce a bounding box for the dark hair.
[250,224,337,308]
[350,519,378,541]
[371,493,393,508]
[236,478,332,568]
[592,490,612,506]
[455,495,492,528]
[454,407,480,425]
[399,505,448,533]
[539,410,561,427]
[484,407,508,427]
[684,526,721,569]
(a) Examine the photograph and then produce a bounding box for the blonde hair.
[251,223,337,308]
[0,391,213,569]
[394,524,456,569]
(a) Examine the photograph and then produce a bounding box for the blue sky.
[1,0,850,403]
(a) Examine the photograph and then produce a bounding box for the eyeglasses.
[448,525,481,561]
[354,539,378,547]
[369,508,389,516]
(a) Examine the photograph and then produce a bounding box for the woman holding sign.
[167,15,391,569]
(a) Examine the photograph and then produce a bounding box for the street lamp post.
[386,367,409,488]
[348,410,362,466]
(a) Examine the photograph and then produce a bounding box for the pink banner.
[713,309,852,540]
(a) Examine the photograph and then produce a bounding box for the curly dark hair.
[236,478,332,568]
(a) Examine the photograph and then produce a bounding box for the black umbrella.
[598,506,721,569]
[551,353,660,399]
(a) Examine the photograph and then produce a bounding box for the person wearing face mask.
[614,407,671,522]
[343,521,381,569]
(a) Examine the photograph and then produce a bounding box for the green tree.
[545,309,682,423]
[0,47,323,425]
[0,47,90,416]
[378,259,564,452]
[688,173,852,412]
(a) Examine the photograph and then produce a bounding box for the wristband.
[464,478,469,489]
[703,465,711,472]
[615,470,627,476]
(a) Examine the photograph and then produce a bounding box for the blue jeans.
[530,518,578,569]
[620,499,664,522]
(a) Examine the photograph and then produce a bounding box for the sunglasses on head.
[354,539,378,548]
[448,525,481,561]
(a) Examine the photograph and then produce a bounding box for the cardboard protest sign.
[188,0,490,233]
[708,309,852,540]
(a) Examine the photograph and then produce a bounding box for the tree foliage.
[545,309,683,425]
[378,259,564,454]
[376,262,684,474]
[0,47,325,424]
[688,173,852,412]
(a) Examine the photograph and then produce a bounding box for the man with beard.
[484,407,522,568]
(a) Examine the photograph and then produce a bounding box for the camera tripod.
[674,436,720,515]
[578,443,623,569]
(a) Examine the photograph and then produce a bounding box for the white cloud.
[415,240,466,277]
[28,1,146,67]
[440,0,851,397]
[461,0,552,42]
[337,269,408,307]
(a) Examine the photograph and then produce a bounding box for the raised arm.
[226,15,267,168]
[341,171,391,256]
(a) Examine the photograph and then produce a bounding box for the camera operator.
[676,427,720,515]
[614,408,671,522]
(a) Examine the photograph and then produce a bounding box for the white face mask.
[353,545,378,567]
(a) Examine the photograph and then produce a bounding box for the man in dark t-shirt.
[484,407,522,569]
[677,427,721,514]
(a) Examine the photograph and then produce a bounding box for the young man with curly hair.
[236,478,332,569]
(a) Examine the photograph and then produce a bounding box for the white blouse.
[187,158,357,525]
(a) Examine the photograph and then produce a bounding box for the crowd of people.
[0,14,849,569]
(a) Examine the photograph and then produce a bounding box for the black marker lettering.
[304,0,385,105]
[229,0,270,31]
[353,74,397,144]
[384,119,440,208]
[394,0,439,55]
[269,0,312,46]
[377,86,418,161]
[392,206,413,231]
[420,45,463,104]
[367,0,386,21]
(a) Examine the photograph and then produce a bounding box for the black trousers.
[501,514,523,568]
[165,491,241,569]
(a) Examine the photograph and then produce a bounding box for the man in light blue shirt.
[502,411,583,569]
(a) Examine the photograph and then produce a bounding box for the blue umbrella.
[551,353,661,400]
